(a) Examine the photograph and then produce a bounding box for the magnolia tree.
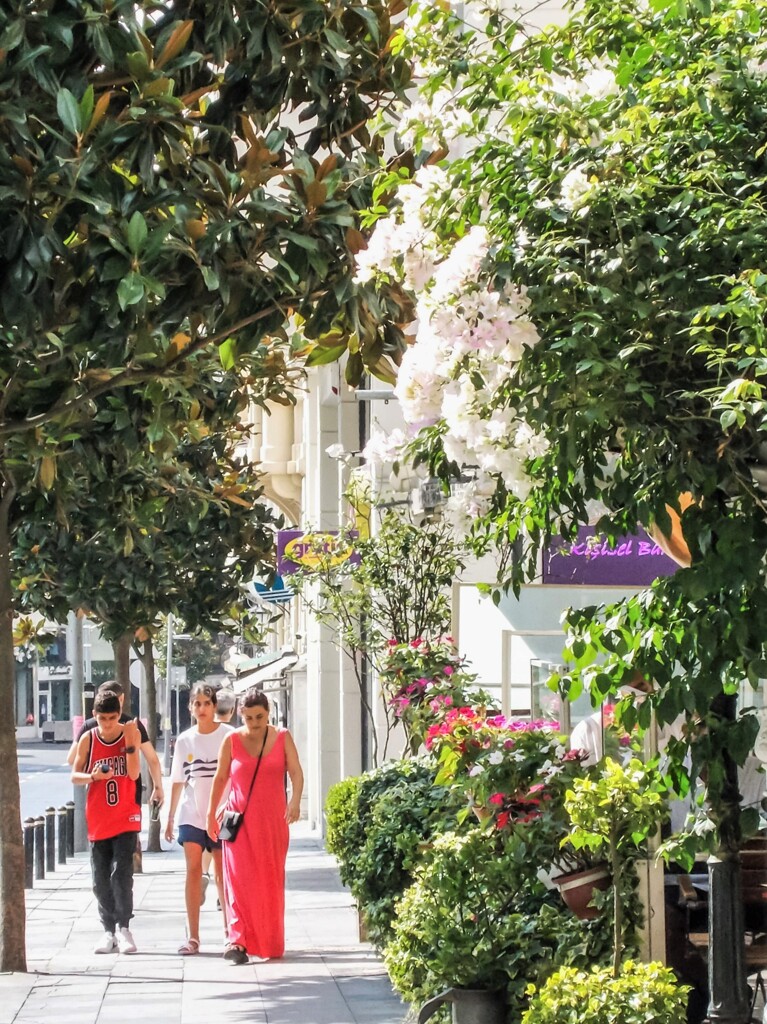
[0,0,410,970]
[353,0,767,1016]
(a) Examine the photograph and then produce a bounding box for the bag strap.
[237,726,269,812]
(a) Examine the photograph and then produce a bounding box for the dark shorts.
[178,824,221,852]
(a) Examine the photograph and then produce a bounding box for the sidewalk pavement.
[1,819,408,1024]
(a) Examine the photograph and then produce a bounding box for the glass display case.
[530,659,593,735]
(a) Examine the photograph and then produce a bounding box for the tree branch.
[0,289,327,439]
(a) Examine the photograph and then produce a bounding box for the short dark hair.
[189,683,217,706]
[97,680,123,696]
[240,687,269,711]
[215,689,236,715]
[94,692,121,715]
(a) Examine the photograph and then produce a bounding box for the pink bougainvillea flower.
[496,811,510,829]
[443,666,454,675]
[488,792,505,806]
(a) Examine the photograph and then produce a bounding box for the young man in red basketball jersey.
[72,691,142,954]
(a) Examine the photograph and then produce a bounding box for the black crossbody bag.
[219,728,269,843]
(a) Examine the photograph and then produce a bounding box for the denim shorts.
[178,823,221,852]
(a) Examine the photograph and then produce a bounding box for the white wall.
[455,581,644,719]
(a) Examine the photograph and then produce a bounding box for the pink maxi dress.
[223,729,289,958]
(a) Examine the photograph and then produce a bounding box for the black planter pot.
[417,987,506,1024]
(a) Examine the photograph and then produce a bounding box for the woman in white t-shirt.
[165,684,233,954]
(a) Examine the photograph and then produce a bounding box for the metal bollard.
[57,806,67,865]
[45,807,56,873]
[23,818,35,889]
[34,816,45,880]
[65,801,75,858]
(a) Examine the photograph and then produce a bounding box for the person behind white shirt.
[569,672,654,766]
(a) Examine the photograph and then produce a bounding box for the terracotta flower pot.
[645,492,694,568]
[552,864,611,919]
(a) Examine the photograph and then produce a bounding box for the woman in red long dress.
[206,688,303,963]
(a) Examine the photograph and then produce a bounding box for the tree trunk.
[113,632,132,715]
[610,826,622,979]
[0,476,27,971]
[137,639,162,853]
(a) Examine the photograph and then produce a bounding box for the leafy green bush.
[324,775,363,891]
[325,758,466,945]
[383,829,614,1020]
[352,758,466,945]
[521,961,689,1024]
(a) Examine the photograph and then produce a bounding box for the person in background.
[165,684,233,954]
[214,689,237,725]
[71,691,142,954]
[206,688,303,964]
[67,681,164,811]
[569,671,653,766]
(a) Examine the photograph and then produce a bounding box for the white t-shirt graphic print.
[170,723,233,830]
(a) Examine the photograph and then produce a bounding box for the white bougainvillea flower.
[560,166,594,212]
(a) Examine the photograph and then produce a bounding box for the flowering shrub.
[426,707,588,857]
[380,636,497,750]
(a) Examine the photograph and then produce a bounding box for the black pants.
[90,831,136,933]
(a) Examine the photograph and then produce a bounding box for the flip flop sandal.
[178,938,200,955]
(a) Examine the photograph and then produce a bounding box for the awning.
[231,652,299,693]
[223,646,288,676]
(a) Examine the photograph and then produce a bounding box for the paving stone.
[3,820,407,1024]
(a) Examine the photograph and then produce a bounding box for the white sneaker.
[94,931,116,954]
[116,927,137,954]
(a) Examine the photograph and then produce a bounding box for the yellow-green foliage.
[522,961,689,1024]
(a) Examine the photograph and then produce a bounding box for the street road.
[17,740,74,820]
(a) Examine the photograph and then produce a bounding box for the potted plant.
[426,708,600,879]
[521,758,688,1024]
[561,757,667,975]
[384,823,615,1024]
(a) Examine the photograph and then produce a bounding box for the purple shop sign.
[543,527,679,586]
[277,529,360,576]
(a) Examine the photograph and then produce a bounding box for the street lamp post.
[163,613,174,775]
